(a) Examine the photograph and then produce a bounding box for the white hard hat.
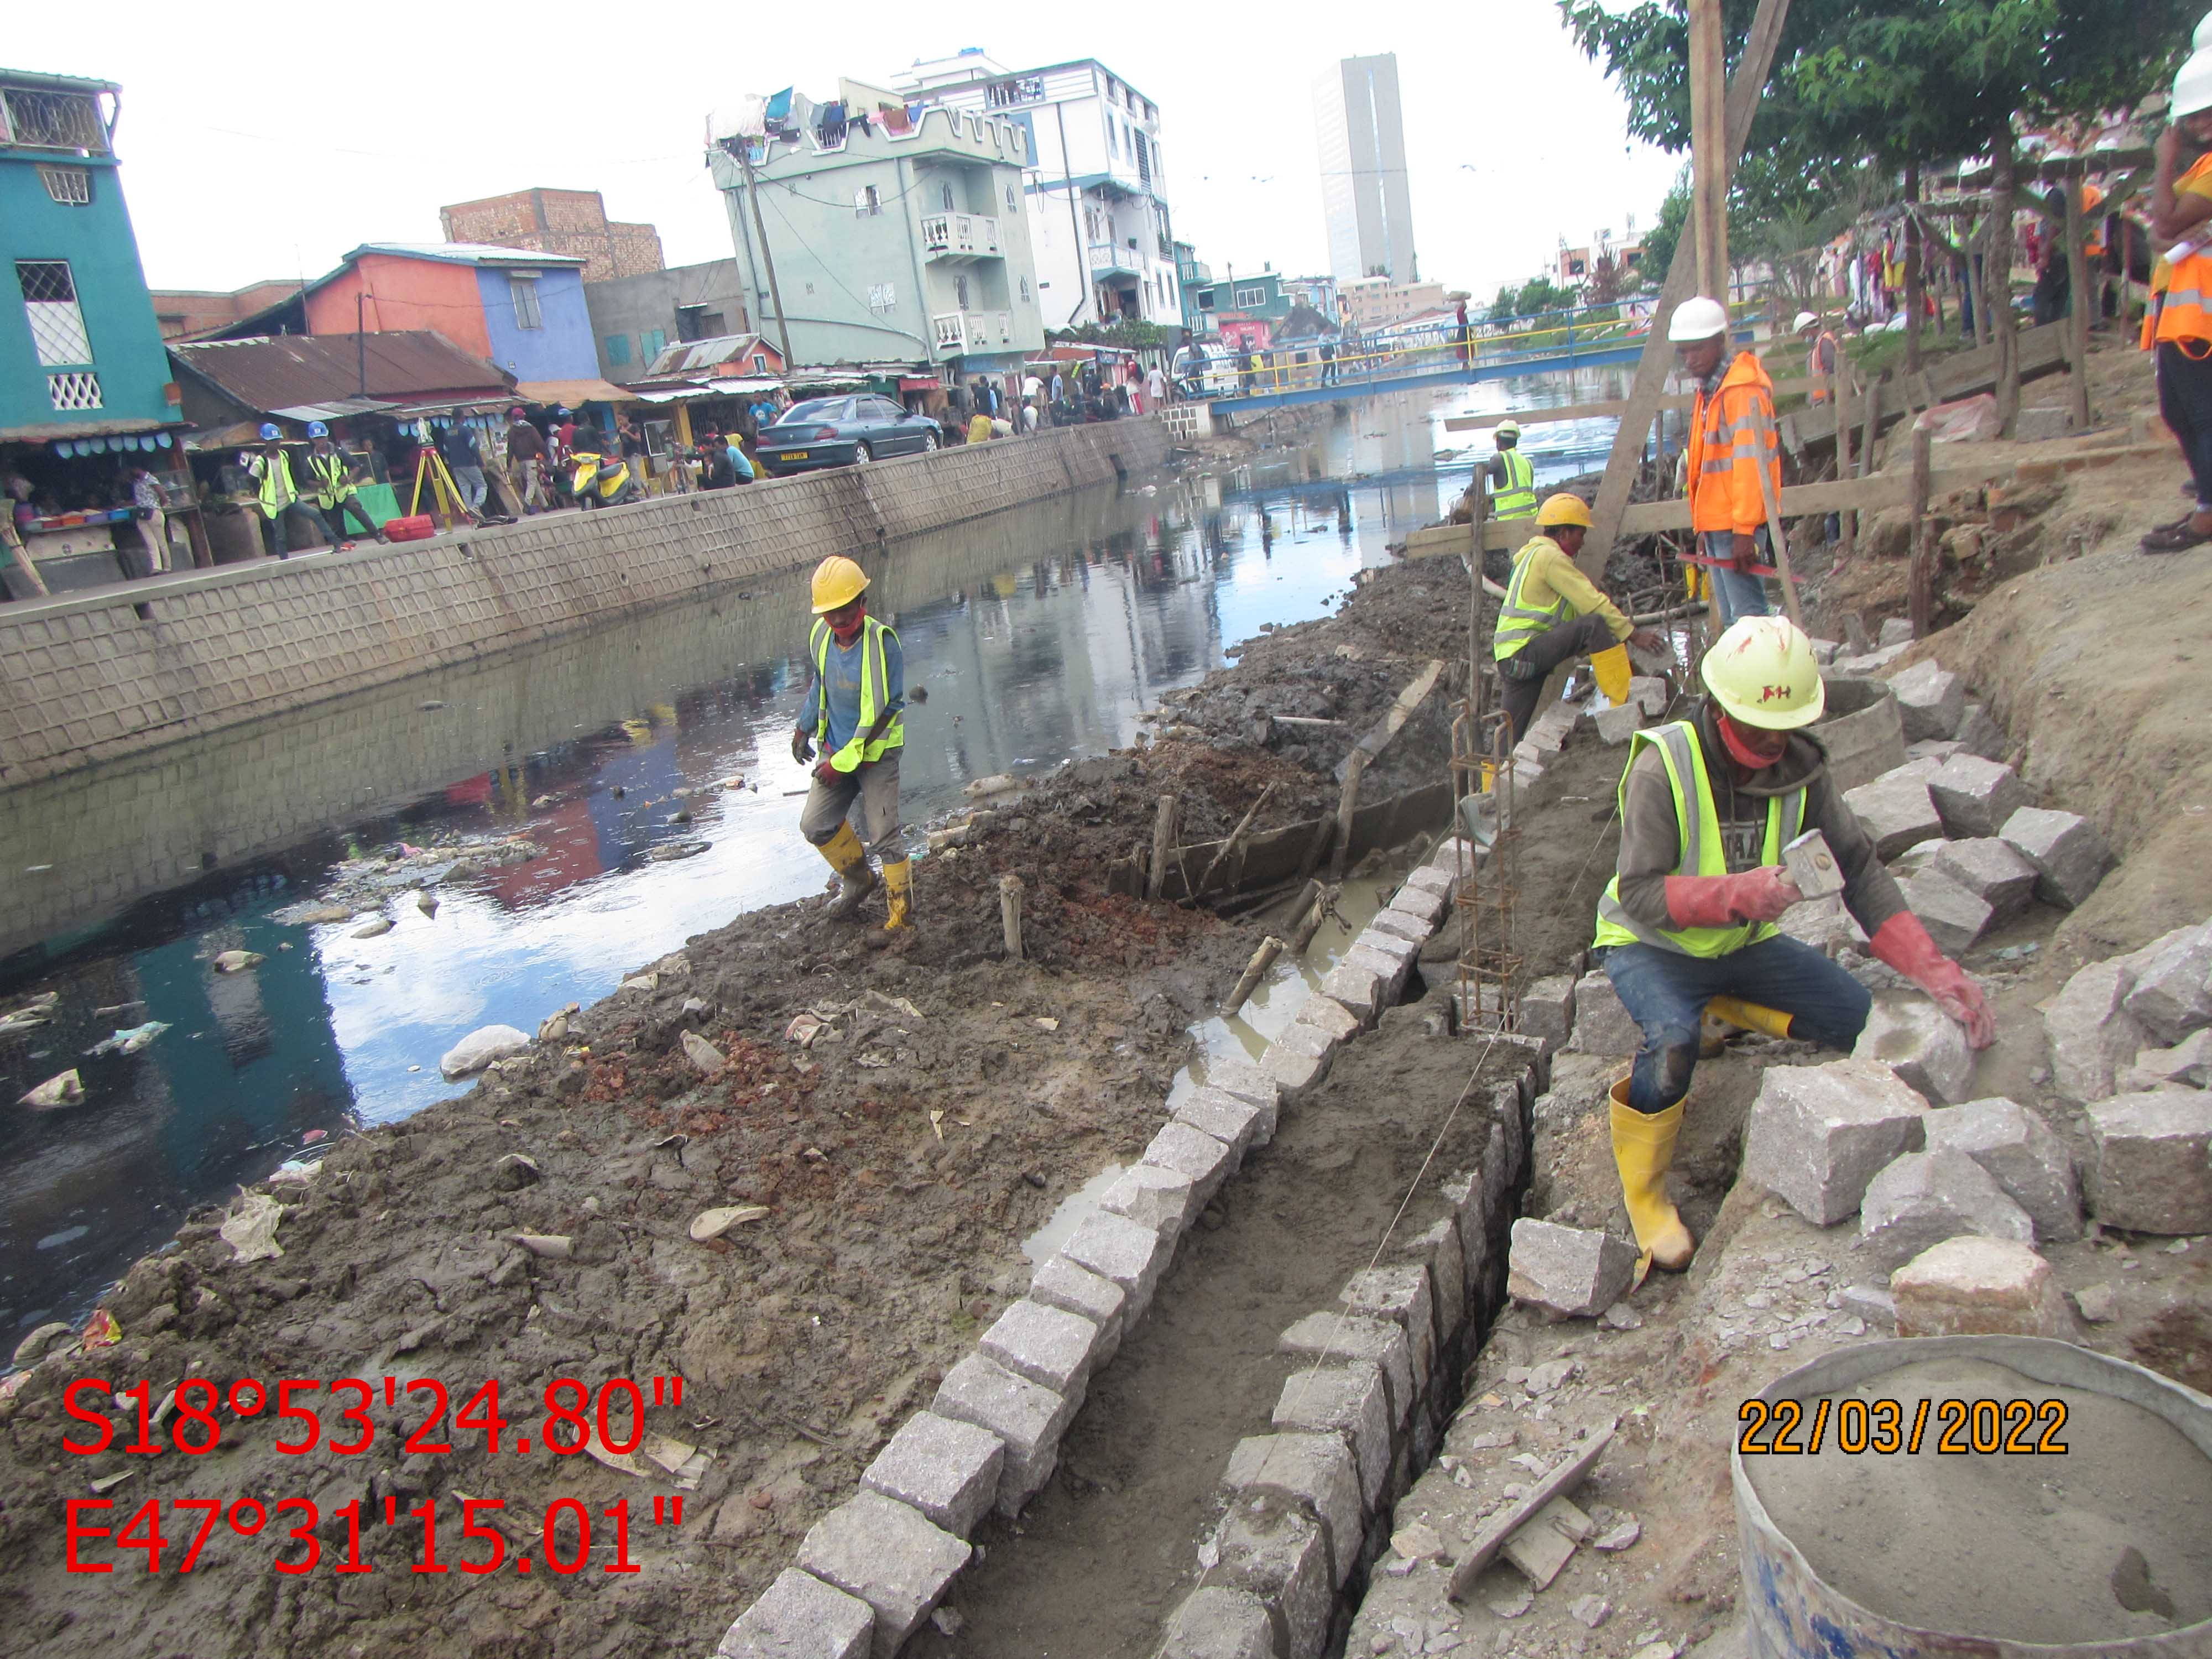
[1793,311,1819,333]
[2197,7,2212,52]
[1667,295,1730,342]
[1495,418,1521,439]
[2176,46,2212,119]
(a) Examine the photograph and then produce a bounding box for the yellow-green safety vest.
[254,451,297,519]
[1493,447,1536,518]
[810,614,905,773]
[1592,721,1804,958]
[307,446,357,507]
[1493,535,1572,661]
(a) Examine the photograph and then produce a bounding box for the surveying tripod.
[408,444,477,526]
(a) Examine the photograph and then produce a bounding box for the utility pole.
[737,147,795,369]
[356,291,368,398]
[1688,0,1730,305]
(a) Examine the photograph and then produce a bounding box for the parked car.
[752,396,941,474]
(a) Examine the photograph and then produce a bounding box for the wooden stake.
[1837,366,1856,561]
[1908,425,1935,639]
[1447,1418,1619,1603]
[999,873,1025,959]
[1146,794,1180,901]
[1194,781,1277,901]
[1688,0,1730,303]
[1222,936,1285,1018]
[2063,178,2093,431]
[1903,164,1924,376]
[1288,879,1332,954]
[1990,129,2021,435]
[1751,451,1808,631]
[1327,750,1368,883]
[1862,372,1882,478]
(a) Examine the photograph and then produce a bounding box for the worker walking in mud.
[1493,494,1663,744]
[792,556,911,930]
[1672,296,1779,627]
[1593,616,1992,1278]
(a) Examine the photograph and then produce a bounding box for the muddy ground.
[0,549,1494,1657]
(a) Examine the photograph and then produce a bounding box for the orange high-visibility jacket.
[1686,351,1780,538]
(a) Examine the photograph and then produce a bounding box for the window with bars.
[37,165,91,205]
[509,275,542,329]
[1,87,109,152]
[17,260,93,366]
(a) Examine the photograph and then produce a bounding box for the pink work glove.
[812,757,839,786]
[1869,912,1996,1048]
[1664,866,1803,928]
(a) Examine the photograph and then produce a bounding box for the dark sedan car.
[753,395,942,474]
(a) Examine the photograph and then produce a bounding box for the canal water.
[0,373,1625,1343]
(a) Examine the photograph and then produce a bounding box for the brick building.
[437,189,664,283]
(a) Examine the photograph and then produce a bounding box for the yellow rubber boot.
[817,823,876,919]
[1609,1077,1695,1280]
[881,859,912,930]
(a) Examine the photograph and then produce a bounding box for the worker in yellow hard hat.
[792,555,911,928]
[1493,493,1665,744]
[1592,615,1992,1279]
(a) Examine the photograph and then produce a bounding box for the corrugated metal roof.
[347,241,587,268]
[170,332,514,414]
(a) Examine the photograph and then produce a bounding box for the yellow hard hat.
[1700,615,1826,729]
[1495,418,1521,440]
[811,555,869,614]
[1535,493,1593,529]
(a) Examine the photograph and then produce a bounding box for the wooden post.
[1222,936,1285,1018]
[1146,793,1179,901]
[1862,372,1882,478]
[1990,130,2021,435]
[999,873,1025,959]
[1836,366,1856,561]
[1903,164,1923,375]
[1575,0,1792,585]
[1288,879,1331,954]
[1688,0,1731,304]
[2063,178,2093,431]
[1751,455,1808,630]
[1193,781,1276,901]
[1908,425,1935,640]
[1327,750,1368,883]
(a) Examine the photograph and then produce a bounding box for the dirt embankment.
[0,557,1477,1659]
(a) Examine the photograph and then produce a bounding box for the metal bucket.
[1812,676,1907,796]
[1733,1337,2212,1659]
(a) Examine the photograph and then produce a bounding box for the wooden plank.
[1790,323,2069,454]
[1577,0,1792,585]
[1335,659,1446,781]
[1157,781,1454,904]
[1444,378,1827,431]
[1447,1418,1618,1603]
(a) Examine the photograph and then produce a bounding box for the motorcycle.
[571,449,640,509]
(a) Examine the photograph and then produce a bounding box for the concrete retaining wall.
[0,420,1170,790]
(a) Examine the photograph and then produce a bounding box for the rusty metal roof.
[168,331,514,414]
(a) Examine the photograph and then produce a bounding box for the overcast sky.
[15,3,1683,307]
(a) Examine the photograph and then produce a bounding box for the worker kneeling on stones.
[1592,615,1993,1275]
[792,555,911,930]
[1493,493,1665,744]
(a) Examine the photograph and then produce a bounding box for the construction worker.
[1593,615,1993,1276]
[1493,493,1663,743]
[1794,312,1840,404]
[242,425,341,559]
[791,556,911,930]
[2144,36,2212,553]
[304,422,385,545]
[1485,420,1538,520]
[1672,296,1778,627]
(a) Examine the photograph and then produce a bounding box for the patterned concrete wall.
[0,420,1168,789]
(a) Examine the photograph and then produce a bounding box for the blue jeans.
[1697,529,1772,628]
[1602,933,1872,1113]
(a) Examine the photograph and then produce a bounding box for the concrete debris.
[1594,1520,1641,1551]
[1853,990,1974,1104]
[2124,1028,2212,1091]
[1922,1097,2083,1241]
[439,1024,533,1080]
[2043,958,2146,1103]
[2119,923,2212,1045]
[715,1567,874,1659]
[2000,807,2114,910]
[1155,1587,1274,1659]
[1566,970,1640,1056]
[1929,838,2038,922]
[1484,1583,1536,1619]
[492,1152,541,1190]
[681,1030,728,1078]
[1506,1219,1636,1319]
[1857,1149,2037,1272]
[2083,1092,2212,1234]
[1599,1302,1642,1330]
[2074,1282,2119,1323]
[1892,868,1993,957]
[794,1491,969,1659]
[1890,1237,2078,1339]
[1841,769,1944,862]
[1570,1597,1613,1629]
[1888,660,1966,743]
[1740,1057,1933,1225]
[859,1410,1005,1540]
[1926,755,2027,840]
[19,1069,84,1110]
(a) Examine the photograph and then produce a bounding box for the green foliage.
[1046,320,1171,351]
[1641,171,1693,288]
